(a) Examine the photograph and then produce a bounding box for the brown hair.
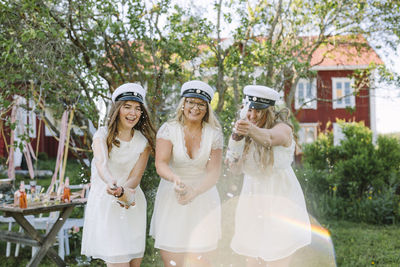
[106,101,156,156]
[243,106,294,169]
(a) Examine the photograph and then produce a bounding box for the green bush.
[300,121,400,224]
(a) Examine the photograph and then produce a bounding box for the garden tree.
[364,0,400,87]
[0,0,104,169]
[1,0,399,159]
[0,0,209,169]
[195,0,396,121]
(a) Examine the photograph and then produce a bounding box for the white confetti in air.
[170,260,177,266]
[227,192,234,198]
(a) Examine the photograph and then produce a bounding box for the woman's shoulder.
[159,120,180,131]
[134,130,147,143]
[166,120,180,127]
[204,122,222,134]
[93,126,108,139]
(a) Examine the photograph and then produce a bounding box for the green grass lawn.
[1,159,400,266]
[1,218,400,266]
[327,220,400,267]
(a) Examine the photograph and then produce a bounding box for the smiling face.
[117,100,142,130]
[183,97,208,123]
[247,108,267,127]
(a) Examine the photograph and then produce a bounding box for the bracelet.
[115,186,124,198]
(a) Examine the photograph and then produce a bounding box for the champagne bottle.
[226,101,249,163]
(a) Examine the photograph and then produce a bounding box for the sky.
[371,42,400,134]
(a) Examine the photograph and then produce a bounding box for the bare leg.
[246,255,292,267]
[185,252,212,267]
[160,250,184,267]
[107,262,129,267]
[267,255,292,267]
[107,257,142,267]
[246,257,265,267]
[129,258,143,267]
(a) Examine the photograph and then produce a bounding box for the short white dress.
[81,127,147,263]
[231,139,311,261]
[150,121,223,253]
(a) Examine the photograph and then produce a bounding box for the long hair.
[243,106,294,169]
[171,97,221,130]
[106,101,156,156]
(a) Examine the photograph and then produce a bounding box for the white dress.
[231,139,311,261]
[81,127,147,263]
[150,121,223,253]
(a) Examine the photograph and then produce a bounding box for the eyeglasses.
[185,100,207,111]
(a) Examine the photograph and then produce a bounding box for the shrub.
[300,121,400,224]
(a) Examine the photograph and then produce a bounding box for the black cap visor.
[115,91,144,103]
[182,93,210,103]
[249,101,271,110]
[116,95,143,103]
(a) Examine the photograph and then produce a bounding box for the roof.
[308,35,383,70]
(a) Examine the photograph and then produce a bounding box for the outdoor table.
[0,198,86,267]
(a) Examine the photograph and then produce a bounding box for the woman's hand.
[117,188,136,209]
[176,185,199,205]
[224,158,242,174]
[106,181,119,196]
[235,119,253,136]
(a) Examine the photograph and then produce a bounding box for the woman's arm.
[110,145,151,208]
[178,148,222,205]
[197,148,223,194]
[235,120,292,148]
[122,145,151,189]
[92,137,117,188]
[155,138,181,184]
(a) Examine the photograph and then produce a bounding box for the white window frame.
[332,77,355,109]
[333,122,346,146]
[295,78,317,110]
[297,123,318,147]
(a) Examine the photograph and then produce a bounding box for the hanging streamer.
[23,144,35,179]
[47,110,69,194]
[7,104,17,180]
[60,107,75,186]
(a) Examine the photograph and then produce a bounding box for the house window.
[333,123,346,146]
[295,79,317,110]
[297,123,318,146]
[332,78,355,109]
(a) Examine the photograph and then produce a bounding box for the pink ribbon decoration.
[27,142,37,161]
[23,144,35,179]
[7,104,17,180]
[47,110,69,194]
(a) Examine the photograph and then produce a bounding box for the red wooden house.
[292,35,383,147]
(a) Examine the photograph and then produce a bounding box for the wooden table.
[0,199,86,267]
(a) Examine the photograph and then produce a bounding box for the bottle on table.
[14,181,27,208]
[62,177,71,203]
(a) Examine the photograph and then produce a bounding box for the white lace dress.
[231,140,311,261]
[150,121,223,252]
[81,127,148,263]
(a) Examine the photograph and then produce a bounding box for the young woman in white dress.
[229,85,311,267]
[81,83,156,267]
[150,80,223,267]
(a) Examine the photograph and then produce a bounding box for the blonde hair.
[243,106,293,169]
[170,97,221,130]
[106,101,156,156]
